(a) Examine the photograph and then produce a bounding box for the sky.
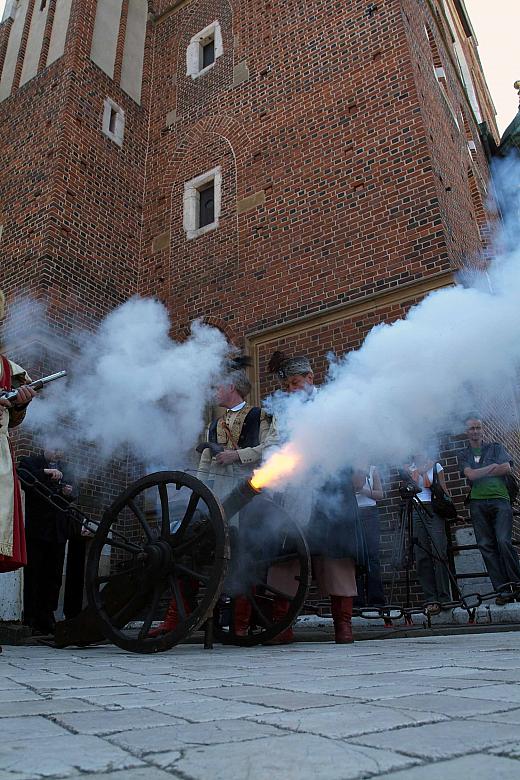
[0,0,517,132]
[465,0,520,134]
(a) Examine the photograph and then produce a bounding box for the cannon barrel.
[221,478,261,520]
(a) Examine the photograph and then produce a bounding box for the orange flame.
[250,446,301,490]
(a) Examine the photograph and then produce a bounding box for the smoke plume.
[4,297,230,468]
[263,154,520,488]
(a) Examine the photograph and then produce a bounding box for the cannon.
[31,470,312,653]
[19,466,500,650]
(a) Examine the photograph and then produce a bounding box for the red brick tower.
[0,0,150,334]
[0,0,152,514]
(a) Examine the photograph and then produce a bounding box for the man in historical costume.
[150,362,275,636]
[267,351,366,644]
[18,449,75,635]
[0,290,37,651]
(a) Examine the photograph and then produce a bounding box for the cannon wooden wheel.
[213,495,311,646]
[85,471,229,653]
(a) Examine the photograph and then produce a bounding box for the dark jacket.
[457,442,513,490]
[18,453,74,543]
[308,469,368,564]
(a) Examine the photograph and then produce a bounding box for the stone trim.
[186,20,223,80]
[183,166,222,240]
[236,190,265,215]
[102,97,125,147]
[245,270,455,404]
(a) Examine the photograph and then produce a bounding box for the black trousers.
[63,537,87,620]
[24,537,66,631]
[355,506,386,607]
[470,499,520,593]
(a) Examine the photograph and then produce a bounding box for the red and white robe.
[0,356,29,572]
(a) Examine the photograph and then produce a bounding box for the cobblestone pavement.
[1,632,520,779]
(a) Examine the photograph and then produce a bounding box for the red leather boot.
[148,582,193,637]
[330,595,354,644]
[233,595,252,636]
[265,597,294,645]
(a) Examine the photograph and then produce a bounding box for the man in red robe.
[0,290,36,590]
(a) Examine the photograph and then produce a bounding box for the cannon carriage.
[19,464,497,651]
[42,470,312,654]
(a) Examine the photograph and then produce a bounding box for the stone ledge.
[0,622,32,645]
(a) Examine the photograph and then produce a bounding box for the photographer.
[353,466,387,608]
[402,454,452,615]
[19,449,75,635]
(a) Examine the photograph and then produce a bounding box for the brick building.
[0,0,514,610]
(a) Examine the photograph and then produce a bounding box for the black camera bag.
[430,465,457,520]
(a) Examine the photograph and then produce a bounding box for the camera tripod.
[397,486,463,623]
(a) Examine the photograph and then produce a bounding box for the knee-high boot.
[148,581,193,636]
[233,595,252,636]
[265,597,294,645]
[330,595,354,644]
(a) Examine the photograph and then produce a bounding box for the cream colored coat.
[197,405,277,512]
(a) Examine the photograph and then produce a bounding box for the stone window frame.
[102,97,125,147]
[423,24,460,134]
[186,21,223,80]
[183,167,222,240]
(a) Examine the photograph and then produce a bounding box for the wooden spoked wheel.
[213,495,311,646]
[86,471,229,653]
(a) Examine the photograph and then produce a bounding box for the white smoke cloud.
[264,153,520,486]
[8,297,230,468]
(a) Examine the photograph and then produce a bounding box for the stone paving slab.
[66,769,176,780]
[350,719,520,759]
[0,688,45,702]
[108,718,285,755]
[0,734,144,778]
[39,681,141,706]
[188,688,357,710]
[456,668,520,683]
[52,707,186,735]
[470,707,520,725]
[0,679,32,690]
[161,733,421,780]
[452,682,520,703]
[0,699,102,718]
[143,678,233,692]
[0,715,69,741]
[252,701,446,738]
[148,694,283,722]
[97,689,205,710]
[382,753,520,779]
[370,692,520,718]
[2,633,520,779]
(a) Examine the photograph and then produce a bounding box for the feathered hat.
[268,350,313,380]
[226,354,252,372]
